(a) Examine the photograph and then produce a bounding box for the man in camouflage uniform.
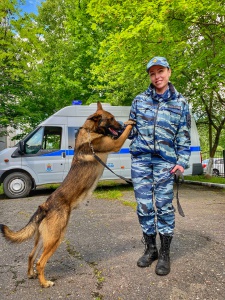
[129,56,191,275]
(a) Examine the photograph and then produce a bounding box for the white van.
[0,103,202,198]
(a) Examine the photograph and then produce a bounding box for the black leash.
[93,153,133,184]
[87,131,133,184]
[174,170,185,217]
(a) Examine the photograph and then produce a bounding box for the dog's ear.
[87,102,103,122]
[87,113,102,122]
[97,101,103,111]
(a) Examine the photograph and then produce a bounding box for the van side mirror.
[18,141,25,155]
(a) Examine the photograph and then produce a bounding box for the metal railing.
[202,150,225,177]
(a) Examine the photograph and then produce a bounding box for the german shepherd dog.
[0,102,134,288]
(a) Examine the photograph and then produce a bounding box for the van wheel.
[3,172,32,199]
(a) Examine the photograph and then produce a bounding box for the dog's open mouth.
[108,127,119,137]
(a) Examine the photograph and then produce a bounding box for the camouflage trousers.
[131,155,175,235]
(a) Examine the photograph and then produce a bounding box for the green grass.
[91,181,137,209]
[121,200,137,209]
[94,188,123,200]
[184,175,225,184]
[94,181,132,198]
[94,180,125,200]
[97,180,123,187]
[93,181,137,209]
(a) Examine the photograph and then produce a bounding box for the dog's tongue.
[109,127,118,136]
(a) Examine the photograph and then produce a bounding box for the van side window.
[42,127,62,150]
[68,127,79,149]
[25,127,62,154]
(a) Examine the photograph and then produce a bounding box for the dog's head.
[87,102,122,137]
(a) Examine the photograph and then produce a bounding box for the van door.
[63,126,82,180]
[22,126,66,184]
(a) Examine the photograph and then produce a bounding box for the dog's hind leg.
[36,238,62,287]
[28,232,41,279]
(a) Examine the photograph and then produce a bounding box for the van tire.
[3,172,32,199]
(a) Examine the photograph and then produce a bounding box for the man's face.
[149,65,171,94]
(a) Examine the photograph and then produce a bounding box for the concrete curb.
[184,180,225,189]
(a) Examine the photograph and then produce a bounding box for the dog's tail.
[0,204,47,243]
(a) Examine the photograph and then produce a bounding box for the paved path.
[0,184,224,300]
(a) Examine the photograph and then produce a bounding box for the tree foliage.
[1,0,105,131]
[27,0,104,117]
[0,0,31,132]
[0,0,225,156]
[87,0,225,156]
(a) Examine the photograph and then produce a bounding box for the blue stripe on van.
[41,146,200,156]
[41,149,130,156]
[115,148,130,154]
[190,146,201,151]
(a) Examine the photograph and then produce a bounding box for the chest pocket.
[138,106,157,126]
[161,105,182,125]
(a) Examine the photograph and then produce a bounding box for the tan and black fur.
[0,102,134,288]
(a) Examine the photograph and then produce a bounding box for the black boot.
[137,233,158,268]
[155,233,173,276]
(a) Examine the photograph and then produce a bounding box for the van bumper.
[192,163,203,175]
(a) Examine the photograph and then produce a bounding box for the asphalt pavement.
[0,183,225,300]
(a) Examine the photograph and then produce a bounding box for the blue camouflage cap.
[146,56,170,73]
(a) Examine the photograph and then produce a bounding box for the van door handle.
[62,152,66,158]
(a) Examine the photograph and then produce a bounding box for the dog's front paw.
[124,119,136,126]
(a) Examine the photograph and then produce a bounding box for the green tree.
[28,0,104,115]
[1,0,225,161]
[1,0,106,135]
[87,0,225,159]
[173,1,225,159]
[0,0,46,135]
[0,0,27,132]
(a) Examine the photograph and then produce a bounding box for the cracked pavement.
[0,183,225,300]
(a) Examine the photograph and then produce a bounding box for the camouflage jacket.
[129,82,191,168]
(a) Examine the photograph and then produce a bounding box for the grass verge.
[94,181,136,209]
[184,175,225,184]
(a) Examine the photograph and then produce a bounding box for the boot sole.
[155,269,170,276]
[137,255,158,268]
